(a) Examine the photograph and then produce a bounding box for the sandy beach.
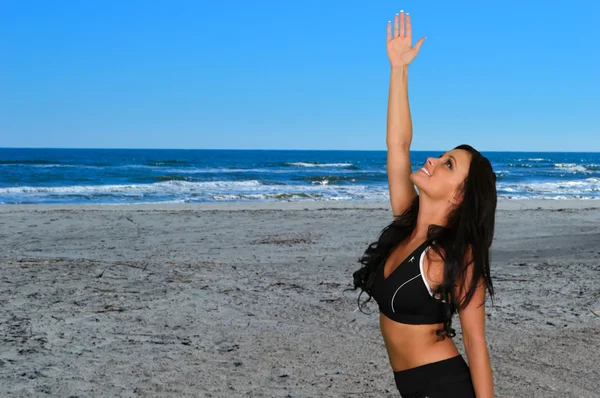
[1,199,599,397]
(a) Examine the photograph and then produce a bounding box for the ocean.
[0,148,599,205]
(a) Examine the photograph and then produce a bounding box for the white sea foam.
[517,158,548,162]
[498,177,600,196]
[494,170,510,176]
[554,163,589,173]
[3,170,600,204]
[0,163,106,170]
[286,162,353,168]
[507,163,533,168]
[122,165,295,174]
[0,179,394,203]
[0,180,264,195]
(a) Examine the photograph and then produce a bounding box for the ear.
[450,189,464,205]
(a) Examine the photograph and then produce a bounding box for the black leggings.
[393,355,475,397]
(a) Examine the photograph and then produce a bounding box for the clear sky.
[1,0,599,152]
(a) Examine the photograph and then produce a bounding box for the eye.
[445,159,453,169]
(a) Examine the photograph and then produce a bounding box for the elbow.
[463,333,488,353]
[386,140,411,151]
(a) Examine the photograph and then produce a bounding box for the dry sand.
[1,200,599,397]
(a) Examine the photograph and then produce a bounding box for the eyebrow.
[449,155,458,168]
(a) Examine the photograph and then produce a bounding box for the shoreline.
[2,198,600,213]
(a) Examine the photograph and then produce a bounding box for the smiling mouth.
[420,167,431,177]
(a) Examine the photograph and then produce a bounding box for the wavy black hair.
[351,144,497,339]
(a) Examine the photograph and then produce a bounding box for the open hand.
[387,11,426,68]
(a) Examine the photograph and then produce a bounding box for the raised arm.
[385,11,425,218]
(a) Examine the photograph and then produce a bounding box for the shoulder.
[422,243,445,289]
[424,243,476,288]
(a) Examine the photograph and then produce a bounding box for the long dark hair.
[351,145,497,339]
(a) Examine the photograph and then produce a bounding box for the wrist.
[391,65,409,74]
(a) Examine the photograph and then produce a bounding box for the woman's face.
[410,148,472,204]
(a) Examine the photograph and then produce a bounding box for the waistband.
[393,355,470,393]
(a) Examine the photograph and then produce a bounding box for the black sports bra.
[371,240,446,324]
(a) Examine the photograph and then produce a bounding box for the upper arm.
[387,145,417,218]
[457,248,487,348]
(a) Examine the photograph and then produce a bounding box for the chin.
[410,172,425,187]
[409,170,421,183]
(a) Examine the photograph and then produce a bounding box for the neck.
[411,194,454,240]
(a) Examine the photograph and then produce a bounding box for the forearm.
[386,66,412,148]
[465,339,494,397]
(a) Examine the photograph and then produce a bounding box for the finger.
[387,20,392,42]
[394,13,399,37]
[400,10,405,37]
[406,13,412,41]
[414,37,426,53]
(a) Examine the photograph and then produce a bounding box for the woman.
[352,11,497,398]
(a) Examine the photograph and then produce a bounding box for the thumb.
[414,37,426,53]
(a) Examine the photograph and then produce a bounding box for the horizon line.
[1,146,599,154]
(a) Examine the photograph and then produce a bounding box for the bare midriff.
[380,313,460,371]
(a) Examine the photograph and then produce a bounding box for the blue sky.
[1,0,598,151]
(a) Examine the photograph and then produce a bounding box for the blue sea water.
[0,148,599,205]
